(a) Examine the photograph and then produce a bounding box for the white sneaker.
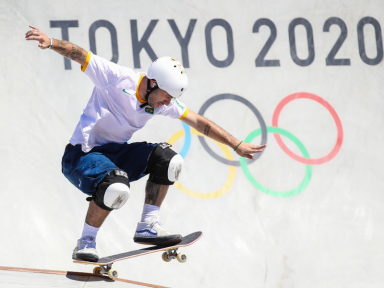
[72,236,99,262]
[134,217,182,246]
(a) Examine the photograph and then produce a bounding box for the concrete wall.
[0,0,383,287]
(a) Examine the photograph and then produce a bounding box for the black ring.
[197,94,267,166]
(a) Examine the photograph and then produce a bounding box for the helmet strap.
[140,78,159,108]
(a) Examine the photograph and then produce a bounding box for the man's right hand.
[25,25,50,49]
[25,25,88,66]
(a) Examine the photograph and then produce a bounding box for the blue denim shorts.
[62,142,157,196]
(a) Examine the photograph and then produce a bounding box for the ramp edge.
[0,266,169,288]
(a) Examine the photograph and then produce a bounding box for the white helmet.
[146,57,188,98]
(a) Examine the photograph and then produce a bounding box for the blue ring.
[179,122,192,158]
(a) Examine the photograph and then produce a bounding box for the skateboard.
[73,231,203,280]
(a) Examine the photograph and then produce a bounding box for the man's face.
[147,88,173,108]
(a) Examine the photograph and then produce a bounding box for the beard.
[147,95,163,108]
[147,100,159,108]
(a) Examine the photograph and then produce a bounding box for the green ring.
[240,127,312,198]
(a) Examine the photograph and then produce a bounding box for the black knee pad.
[145,143,183,185]
[91,169,131,211]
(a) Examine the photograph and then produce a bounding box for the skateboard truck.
[162,248,187,263]
[93,264,119,280]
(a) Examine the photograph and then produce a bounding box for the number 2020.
[253,16,383,67]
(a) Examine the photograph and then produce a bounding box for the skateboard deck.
[74,231,203,280]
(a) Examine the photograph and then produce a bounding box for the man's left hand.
[235,142,266,160]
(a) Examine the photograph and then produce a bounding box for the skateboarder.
[25,25,266,262]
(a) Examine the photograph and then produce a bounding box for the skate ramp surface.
[1,0,384,287]
[0,267,168,288]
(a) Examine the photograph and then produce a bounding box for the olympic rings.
[167,128,236,200]
[240,127,312,197]
[272,92,343,165]
[167,91,342,199]
[197,94,267,166]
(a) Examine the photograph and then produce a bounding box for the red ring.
[272,92,343,165]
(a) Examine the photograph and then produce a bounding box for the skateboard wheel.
[108,268,119,280]
[177,253,187,263]
[93,267,103,275]
[162,252,172,262]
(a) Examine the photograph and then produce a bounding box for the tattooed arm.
[182,110,238,148]
[25,25,88,66]
[181,110,266,160]
[50,39,88,65]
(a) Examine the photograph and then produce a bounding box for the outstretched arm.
[25,25,88,66]
[181,110,266,160]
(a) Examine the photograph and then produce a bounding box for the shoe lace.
[81,236,95,249]
[150,217,164,229]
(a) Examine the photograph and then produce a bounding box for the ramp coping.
[0,266,169,288]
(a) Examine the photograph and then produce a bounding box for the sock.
[81,222,100,239]
[141,204,160,222]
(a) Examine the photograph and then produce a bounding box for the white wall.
[0,0,383,287]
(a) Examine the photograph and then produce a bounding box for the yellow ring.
[167,128,236,200]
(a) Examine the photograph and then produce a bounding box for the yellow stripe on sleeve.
[81,52,91,72]
[136,75,147,103]
[179,107,189,120]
